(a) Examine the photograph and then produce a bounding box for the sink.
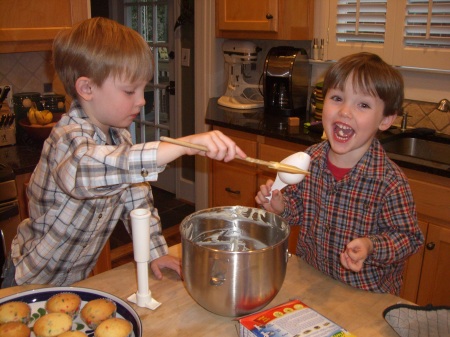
[382,134,450,166]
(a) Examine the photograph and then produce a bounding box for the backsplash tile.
[1,51,450,136]
[0,51,55,106]
[395,100,450,135]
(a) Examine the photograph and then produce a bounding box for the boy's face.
[322,77,395,167]
[82,75,147,135]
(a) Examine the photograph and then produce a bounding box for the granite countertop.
[206,97,450,178]
[0,144,41,175]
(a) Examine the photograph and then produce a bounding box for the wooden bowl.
[19,112,63,141]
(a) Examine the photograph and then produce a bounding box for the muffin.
[33,312,73,337]
[46,292,81,318]
[0,301,31,324]
[0,321,31,337]
[58,331,88,337]
[94,317,133,337]
[80,298,116,329]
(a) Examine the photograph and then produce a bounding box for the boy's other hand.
[150,255,181,280]
[255,179,285,215]
[340,237,373,272]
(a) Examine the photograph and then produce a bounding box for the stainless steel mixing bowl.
[180,206,290,317]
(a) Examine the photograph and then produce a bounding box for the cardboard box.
[239,299,356,337]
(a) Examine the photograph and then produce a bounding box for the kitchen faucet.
[437,98,449,112]
[401,111,410,132]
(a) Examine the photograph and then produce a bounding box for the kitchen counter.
[0,244,408,336]
[0,144,41,175]
[206,97,450,178]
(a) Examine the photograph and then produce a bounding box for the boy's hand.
[150,254,181,280]
[157,130,246,165]
[255,179,285,215]
[340,237,373,272]
[181,130,246,162]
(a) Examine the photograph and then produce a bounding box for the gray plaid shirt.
[11,101,168,286]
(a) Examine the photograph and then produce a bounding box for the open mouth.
[333,123,355,142]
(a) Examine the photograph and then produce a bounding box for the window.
[326,0,450,70]
[392,0,450,69]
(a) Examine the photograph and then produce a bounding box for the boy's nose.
[338,105,352,118]
[136,94,146,107]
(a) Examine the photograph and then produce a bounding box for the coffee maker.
[263,46,311,118]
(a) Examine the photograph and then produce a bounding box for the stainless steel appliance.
[0,163,20,278]
[263,46,311,118]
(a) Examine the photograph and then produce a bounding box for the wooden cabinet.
[0,0,90,53]
[210,127,258,207]
[216,0,314,40]
[416,223,450,305]
[15,173,31,220]
[399,168,450,306]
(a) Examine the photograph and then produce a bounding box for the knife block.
[0,105,16,147]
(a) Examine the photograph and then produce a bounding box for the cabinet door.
[216,0,314,40]
[0,0,90,53]
[212,161,257,207]
[400,220,427,303]
[216,0,278,32]
[417,223,450,306]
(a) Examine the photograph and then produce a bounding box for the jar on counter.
[41,93,66,113]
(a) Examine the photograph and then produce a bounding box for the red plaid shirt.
[282,139,424,295]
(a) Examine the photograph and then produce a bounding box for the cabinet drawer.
[259,142,308,163]
[212,162,257,207]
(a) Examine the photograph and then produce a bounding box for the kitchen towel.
[383,303,450,337]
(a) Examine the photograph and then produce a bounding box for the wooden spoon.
[160,136,310,175]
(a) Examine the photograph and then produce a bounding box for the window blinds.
[404,0,450,48]
[335,0,387,44]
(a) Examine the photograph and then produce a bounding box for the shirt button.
[141,168,149,177]
[98,214,103,219]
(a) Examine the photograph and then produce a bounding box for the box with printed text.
[239,299,356,337]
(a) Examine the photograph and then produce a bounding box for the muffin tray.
[0,286,141,337]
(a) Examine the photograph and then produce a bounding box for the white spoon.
[267,152,311,201]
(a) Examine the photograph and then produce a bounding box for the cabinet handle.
[266,13,273,20]
[225,187,240,195]
[426,242,436,250]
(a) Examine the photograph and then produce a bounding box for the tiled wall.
[1,51,450,135]
[396,100,450,135]
[0,51,55,107]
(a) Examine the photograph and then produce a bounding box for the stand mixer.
[218,40,264,110]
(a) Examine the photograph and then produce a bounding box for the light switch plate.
[181,48,190,67]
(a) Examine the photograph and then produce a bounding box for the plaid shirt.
[282,139,424,294]
[11,101,168,286]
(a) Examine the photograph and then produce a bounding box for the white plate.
[0,286,142,337]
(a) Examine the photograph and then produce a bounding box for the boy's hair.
[53,17,154,98]
[322,52,404,117]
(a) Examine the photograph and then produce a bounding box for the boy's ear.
[75,77,93,101]
[379,114,397,131]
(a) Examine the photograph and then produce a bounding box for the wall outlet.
[181,48,190,67]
